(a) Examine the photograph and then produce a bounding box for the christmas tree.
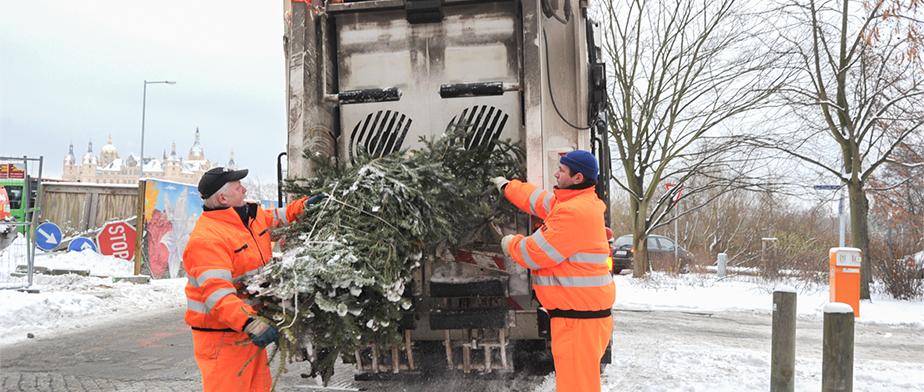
[246,129,523,383]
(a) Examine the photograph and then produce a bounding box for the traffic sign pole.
[815,184,847,247]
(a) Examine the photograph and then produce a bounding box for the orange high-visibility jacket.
[503,180,615,311]
[183,199,306,331]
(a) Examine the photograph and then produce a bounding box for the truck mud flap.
[429,308,507,330]
[429,279,506,298]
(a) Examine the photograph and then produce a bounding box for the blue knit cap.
[560,150,599,182]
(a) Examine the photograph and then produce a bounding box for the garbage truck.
[282,0,612,378]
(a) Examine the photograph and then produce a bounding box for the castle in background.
[62,128,236,185]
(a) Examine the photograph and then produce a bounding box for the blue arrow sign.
[67,237,98,253]
[813,184,842,191]
[35,222,63,251]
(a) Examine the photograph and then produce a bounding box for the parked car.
[611,234,694,274]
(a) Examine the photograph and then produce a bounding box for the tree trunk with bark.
[847,179,872,298]
[632,198,651,277]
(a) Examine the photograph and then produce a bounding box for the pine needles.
[247,129,523,384]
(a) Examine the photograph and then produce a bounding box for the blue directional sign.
[35,222,63,251]
[67,237,98,253]
[814,184,842,191]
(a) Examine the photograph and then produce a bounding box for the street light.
[140,80,176,176]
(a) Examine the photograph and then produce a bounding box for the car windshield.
[614,235,633,247]
[3,186,22,209]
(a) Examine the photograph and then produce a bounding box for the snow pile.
[0,236,27,281]
[35,249,135,276]
[0,247,185,346]
[613,272,924,327]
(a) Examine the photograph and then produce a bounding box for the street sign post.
[97,221,136,261]
[664,182,684,268]
[815,183,847,247]
[68,237,98,253]
[34,222,62,251]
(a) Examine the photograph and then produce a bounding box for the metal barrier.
[0,221,35,290]
[1,155,44,291]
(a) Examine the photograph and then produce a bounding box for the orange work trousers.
[550,316,613,392]
[192,330,272,392]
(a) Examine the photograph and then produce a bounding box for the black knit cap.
[198,167,248,200]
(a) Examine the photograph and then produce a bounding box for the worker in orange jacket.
[183,167,318,392]
[492,150,615,392]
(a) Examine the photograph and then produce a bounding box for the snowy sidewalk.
[611,272,924,327]
[0,249,185,346]
[532,272,924,392]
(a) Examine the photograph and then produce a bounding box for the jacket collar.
[552,185,598,202]
[201,203,257,227]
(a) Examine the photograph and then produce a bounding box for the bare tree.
[598,0,788,276]
[758,0,924,298]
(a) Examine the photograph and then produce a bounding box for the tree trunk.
[632,199,650,277]
[847,181,872,299]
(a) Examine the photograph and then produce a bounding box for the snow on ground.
[0,244,185,346]
[611,272,924,327]
[530,272,924,392]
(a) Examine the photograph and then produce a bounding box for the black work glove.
[307,194,327,205]
[243,317,278,348]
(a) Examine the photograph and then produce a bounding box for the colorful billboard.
[142,179,202,279]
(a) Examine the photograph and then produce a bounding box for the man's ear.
[573,172,585,183]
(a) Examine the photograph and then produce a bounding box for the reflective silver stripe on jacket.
[542,193,553,214]
[204,287,237,311]
[275,207,288,225]
[532,274,613,287]
[518,240,541,269]
[528,189,543,216]
[528,189,553,216]
[531,229,565,264]
[233,266,264,283]
[187,269,232,288]
[568,253,610,264]
[187,299,209,313]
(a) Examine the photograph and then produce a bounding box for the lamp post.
[140,80,176,176]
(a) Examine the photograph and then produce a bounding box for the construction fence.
[3,178,281,281]
[38,182,138,234]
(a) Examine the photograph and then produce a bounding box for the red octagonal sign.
[97,221,137,261]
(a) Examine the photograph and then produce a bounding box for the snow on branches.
[246,129,523,383]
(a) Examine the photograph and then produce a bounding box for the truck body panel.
[283,0,610,375]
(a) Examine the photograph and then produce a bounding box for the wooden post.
[499,328,508,369]
[133,179,146,276]
[462,343,471,374]
[404,330,415,370]
[444,330,454,369]
[371,344,380,373]
[823,303,854,392]
[354,350,363,371]
[771,289,796,392]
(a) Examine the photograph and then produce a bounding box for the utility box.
[829,247,861,317]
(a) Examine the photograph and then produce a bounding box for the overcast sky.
[0,0,287,183]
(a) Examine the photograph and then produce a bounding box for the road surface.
[2,307,921,391]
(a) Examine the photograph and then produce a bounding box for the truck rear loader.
[282,0,612,378]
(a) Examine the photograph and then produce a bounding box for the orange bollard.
[828,248,861,317]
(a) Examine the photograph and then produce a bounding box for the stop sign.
[97,221,137,261]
